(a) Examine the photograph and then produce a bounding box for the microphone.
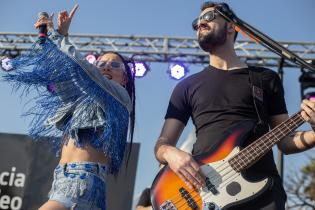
[37,12,49,38]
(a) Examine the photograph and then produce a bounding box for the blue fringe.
[2,39,129,174]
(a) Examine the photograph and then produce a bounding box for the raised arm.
[34,5,131,111]
[57,4,78,36]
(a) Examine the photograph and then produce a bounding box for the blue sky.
[1,0,315,207]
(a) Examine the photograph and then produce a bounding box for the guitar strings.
[172,162,235,209]
[162,146,270,210]
[160,137,288,209]
[157,114,303,209]
[168,140,290,209]
[170,136,279,210]
[161,142,277,210]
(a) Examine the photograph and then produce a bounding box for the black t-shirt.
[166,65,287,153]
[136,188,151,207]
[165,66,288,208]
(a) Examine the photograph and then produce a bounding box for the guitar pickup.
[179,187,198,210]
[205,177,218,195]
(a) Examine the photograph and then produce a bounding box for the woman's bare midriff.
[59,138,110,165]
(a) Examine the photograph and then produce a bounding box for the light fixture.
[168,62,188,80]
[299,69,315,100]
[85,54,97,64]
[133,61,149,78]
[1,57,13,71]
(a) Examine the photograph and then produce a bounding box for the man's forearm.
[154,137,176,164]
[279,130,315,154]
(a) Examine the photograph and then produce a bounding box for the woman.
[4,5,135,210]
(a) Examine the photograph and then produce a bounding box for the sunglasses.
[192,10,217,31]
[94,60,126,72]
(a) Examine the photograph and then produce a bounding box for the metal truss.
[0,32,314,68]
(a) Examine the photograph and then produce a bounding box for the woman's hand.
[34,13,54,31]
[57,4,79,36]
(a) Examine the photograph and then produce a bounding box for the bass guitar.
[151,112,304,210]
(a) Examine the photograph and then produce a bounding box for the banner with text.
[0,133,139,210]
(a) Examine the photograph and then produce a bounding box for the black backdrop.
[0,133,139,210]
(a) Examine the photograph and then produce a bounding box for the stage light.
[1,57,13,71]
[304,92,315,100]
[299,70,315,100]
[169,63,187,80]
[133,61,149,77]
[85,54,97,64]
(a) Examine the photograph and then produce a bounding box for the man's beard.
[198,23,227,52]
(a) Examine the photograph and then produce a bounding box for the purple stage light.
[134,61,149,77]
[85,54,97,64]
[1,57,13,71]
[305,92,315,100]
[169,63,187,80]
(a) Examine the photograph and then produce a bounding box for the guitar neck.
[229,112,304,172]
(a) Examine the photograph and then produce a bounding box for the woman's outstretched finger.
[49,13,54,20]
[69,4,79,19]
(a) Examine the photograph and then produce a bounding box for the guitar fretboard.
[229,112,304,172]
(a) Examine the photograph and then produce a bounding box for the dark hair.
[100,51,136,163]
[201,1,238,41]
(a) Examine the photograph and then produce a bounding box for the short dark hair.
[200,1,238,41]
[201,1,221,11]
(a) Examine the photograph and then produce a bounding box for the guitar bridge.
[160,200,177,210]
[205,177,218,195]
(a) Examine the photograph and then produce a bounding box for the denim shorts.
[48,161,108,210]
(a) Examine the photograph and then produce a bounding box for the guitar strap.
[248,67,269,129]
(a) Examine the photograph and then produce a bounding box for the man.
[154,2,315,210]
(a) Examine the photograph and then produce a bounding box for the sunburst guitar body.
[151,113,304,210]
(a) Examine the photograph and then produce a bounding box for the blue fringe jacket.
[3,31,132,174]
